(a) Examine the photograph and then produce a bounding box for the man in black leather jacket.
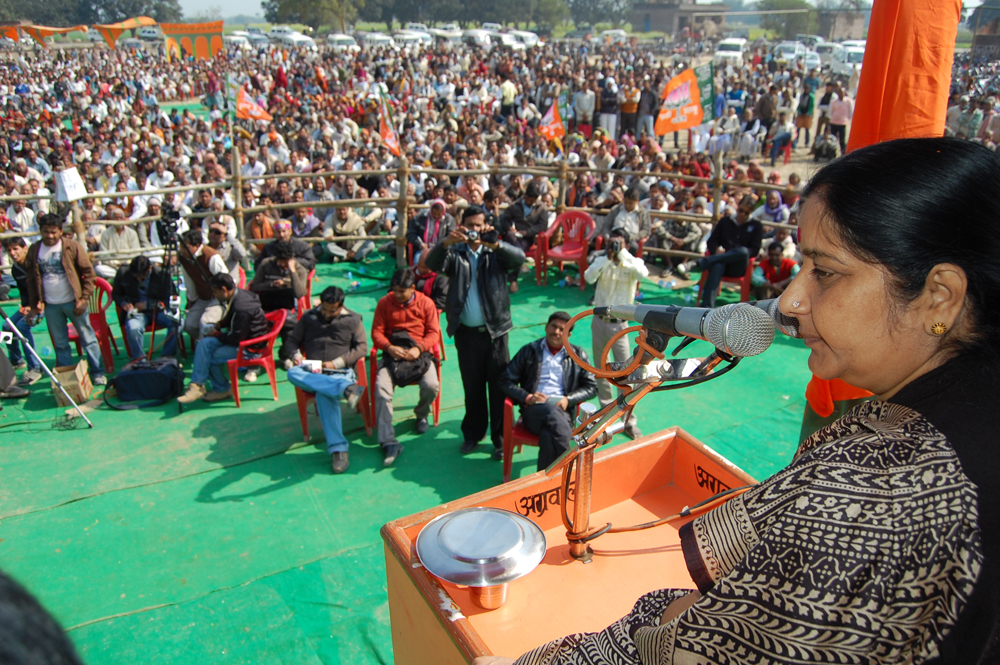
[501,311,598,470]
[425,205,526,460]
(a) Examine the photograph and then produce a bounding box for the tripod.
[0,298,95,427]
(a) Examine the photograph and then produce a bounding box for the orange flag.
[805,0,961,420]
[235,88,272,122]
[539,101,566,140]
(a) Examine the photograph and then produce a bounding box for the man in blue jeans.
[178,273,269,404]
[285,286,367,474]
[23,214,105,385]
[2,237,43,385]
[697,195,763,308]
[112,256,178,361]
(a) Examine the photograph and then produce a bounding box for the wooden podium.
[381,427,757,664]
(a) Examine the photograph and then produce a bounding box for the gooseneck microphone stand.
[0,285,94,427]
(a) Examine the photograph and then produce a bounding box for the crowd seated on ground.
[0,36,819,463]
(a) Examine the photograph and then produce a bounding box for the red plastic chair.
[537,212,595,289]
[369,344,441,428]
[227,309,287,408]
[697,255,756,303]
[116,303,186,360]
[64,277,118,373]
[296,269,316,318]
[295,356,374,439]
[502,397,581,483]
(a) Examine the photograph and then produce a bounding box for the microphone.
[593,302,775,357]
[752,298,801,338]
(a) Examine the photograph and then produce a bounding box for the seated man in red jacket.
[751,241,800,300]
[370,268,442,466]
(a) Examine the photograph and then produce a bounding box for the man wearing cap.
[501,311,597,471]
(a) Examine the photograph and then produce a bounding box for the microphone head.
[758,297,800,338]
[705,303,775,357]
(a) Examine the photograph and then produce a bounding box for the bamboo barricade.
[0,159,802,267]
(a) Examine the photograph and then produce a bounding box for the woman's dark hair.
[320,286,345,305]
[390,267,417,290]
[802,137,1000,358]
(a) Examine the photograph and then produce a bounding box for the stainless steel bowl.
[416,507,547,588]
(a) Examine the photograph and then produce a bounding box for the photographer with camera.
[112,256,179,361]
[425,205,526,460]
[583,228,648,439]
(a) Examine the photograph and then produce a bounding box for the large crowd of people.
[0,33,852,467]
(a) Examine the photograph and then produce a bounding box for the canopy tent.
[93,16,156,49]
[21,25,89,48]
[161,21,223,61]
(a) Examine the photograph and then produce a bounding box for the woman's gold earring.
[932,322,948,336]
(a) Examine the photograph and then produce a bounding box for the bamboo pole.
[711,150,724,224]
[395,156,410,268]
[556,158,568,214]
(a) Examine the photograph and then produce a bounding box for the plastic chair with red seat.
[116,303,186,360]
[696,255,757,303]
[502,397,582,483]
[64,276,119,373]
[368,344,442,428]
[237,265,247,289]
[294,356,374,439]
[296,268,316,318]
[227,309,287,408]
[537,211,595,290]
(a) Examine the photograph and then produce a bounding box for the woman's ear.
[922,263,968,337]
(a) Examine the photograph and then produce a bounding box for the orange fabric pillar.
[804,0,962,424]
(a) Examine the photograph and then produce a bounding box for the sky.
[177,0,263,21]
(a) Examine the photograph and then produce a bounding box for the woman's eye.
[811,268,834,281]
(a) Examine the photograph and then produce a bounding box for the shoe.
[624,424,643,440]
[0,385,29,399]
[177,383,207,404]
[17,369,42,386]
[414,416,429,434]
[460,440,479,454]
[509,281,520,293]
[282,358,294,371]
[12,360,26,370]
[244,369,258,383]
[491,447,504,461]
[203,388,234,403]
[342,384,364,411]
[331,451,350,474]
[383,445,401,467]
[675,262,689,279]
[92,375,107,386]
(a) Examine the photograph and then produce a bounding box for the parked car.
[462,29,492,48]
[598,29,628,45]
[223,34,252,51]
[137,26,162,41]
[267,25,295,40]
[830,45,865,78]
[404,22,429,32]
[803,49,822,71]
[437,23,462,38]
[86,30,105,42]
[326,33,360,52]
[509,29,539,47]
[494,33,526,51]
[360,32,396,49]
[713,37,747,67]
[393,31,425,48]
[814,42,843,67]
[795,34,825,48]
[565,24,593,39]
[481,22,503,33]
[118,37,146,50]
[840,40,867,49]
[774,41,806,62]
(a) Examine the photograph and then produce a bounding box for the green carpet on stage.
[0,254,811,664]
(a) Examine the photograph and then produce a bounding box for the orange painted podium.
[380,427,757,664]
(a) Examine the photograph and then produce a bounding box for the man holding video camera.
[583,228,647,439]
[425,205,526,460]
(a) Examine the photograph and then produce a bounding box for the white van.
[713,37,746,67]
[481,22,503,34]
[437,23,462,38]
[404,22,428,32]
[267,25,294,40]
[598,29,627,44]
[361,32,396,49]
[281,33,316,49]
[830,45,864,78]
[327,33,360,52]
[223,34,251,51]
[393,31,424,47]
[509,30,539,47]
[137,26,163,41]
[494,33,525,51]
[463,29,492,48]
[814,42,843,66]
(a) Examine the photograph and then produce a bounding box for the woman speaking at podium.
[481,138,1000,664]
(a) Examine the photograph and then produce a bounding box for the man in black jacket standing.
[425,205,526,460]
[501,311,598,470]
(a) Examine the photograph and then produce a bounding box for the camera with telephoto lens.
[156,199,182,246]
[608,237,623,255]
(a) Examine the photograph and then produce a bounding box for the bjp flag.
[654,62,714,136]
[236,88,272,122]
[539,101,566,141]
